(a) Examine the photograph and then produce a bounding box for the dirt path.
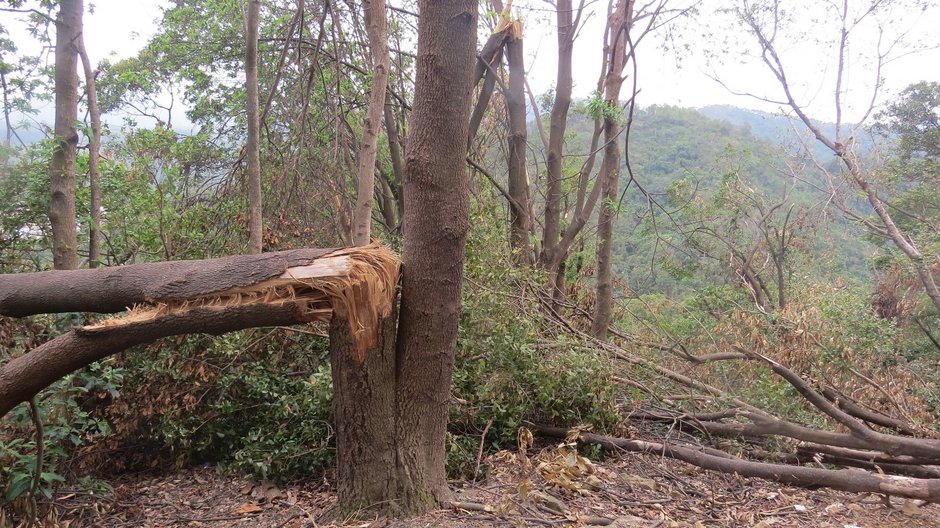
[54,449,939,528]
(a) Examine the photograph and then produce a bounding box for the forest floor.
[52,444,940,528]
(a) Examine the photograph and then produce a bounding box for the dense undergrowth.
[1,119,938,514]
[2,175,938,508]
[0,155,940,512]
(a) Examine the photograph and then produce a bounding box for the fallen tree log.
[534,425,940,502]
[0,301,316,416]
[0,244,400,418]
[0,248,335,316]
[640,412,940,466]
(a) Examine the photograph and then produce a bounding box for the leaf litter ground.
[51,443,940,528]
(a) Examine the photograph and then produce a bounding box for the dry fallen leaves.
[234,502,263,514]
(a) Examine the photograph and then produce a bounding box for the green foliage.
[123,331,334,484]
[0,139,56,269]
[0,316,124,501]
[869,82,940,313]
[448,196,620,477]
[583,90,623,122]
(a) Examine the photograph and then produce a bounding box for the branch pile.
[536,313,940,503]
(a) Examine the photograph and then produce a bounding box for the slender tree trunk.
[591,0,631,340]
[377,168,399,233]
[395,0,477,511]
[383,103,405,221]
[246,0,263,254]
[77,35,102,268]
[1,69,13,146]
[467,6,510,147]
[540,0,573,266]
[505,21,532,263]
[352,0,390,245]
[466,47,502,147]
[49,0,82,271]
[843,155,940,315]
[740,12,940,315]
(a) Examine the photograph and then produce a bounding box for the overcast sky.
[7,0,940,128]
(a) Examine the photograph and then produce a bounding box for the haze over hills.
[697,104,883,160]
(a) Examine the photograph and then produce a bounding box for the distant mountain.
[697,105,880,160]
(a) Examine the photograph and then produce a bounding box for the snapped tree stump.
[0,243,400,417]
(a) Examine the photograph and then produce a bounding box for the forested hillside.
[1,1,939,527]
[549,104,876,295]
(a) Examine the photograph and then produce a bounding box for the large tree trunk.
[591,0,631,339]
[352,0,390,245]
[327,1,477,516]
[395,0,476,512]
[49,0,82,271]
[77,35,102,268]
[505,20,532,263]
[0,247,334,316]
[246,0,263,254]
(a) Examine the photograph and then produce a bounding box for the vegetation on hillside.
[0,0,939,523]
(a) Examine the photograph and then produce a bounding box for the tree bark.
[376,168,399,233]
[467,6,510,147]
[395,0,477,512]
[383,103,405,223]
[466,47,502,147]
[49,0,82,271]
[505,21,531,262]
[329,301,399,513]
[0,248,334,317]
[591,0,631,339]
[77,34,102,268]
[540,0,574,267]
[352,0,390,245]
[246,0,263,254]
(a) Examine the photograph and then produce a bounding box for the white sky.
[516,0,940,123]
[4,0,940,126]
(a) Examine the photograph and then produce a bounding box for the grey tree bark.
[246,0,263,254]
[352,0,391,245]
[327,0,478,517]
[49,0,82,270]
[505,20,532,262]
[591,0,632,339]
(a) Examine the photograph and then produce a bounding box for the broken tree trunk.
[329,296,399,513]
[0,244,400,418]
